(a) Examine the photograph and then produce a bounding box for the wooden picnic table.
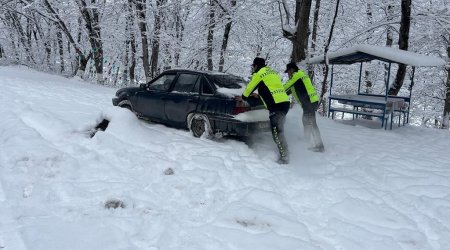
[330,94,405,110]
[328,94,407,129]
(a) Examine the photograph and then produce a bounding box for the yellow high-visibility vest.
[284,70,319,103]
[243,66,290,103]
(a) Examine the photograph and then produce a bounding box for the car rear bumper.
[209,117,271,137]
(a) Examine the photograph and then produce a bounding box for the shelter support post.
[385,63,391,101]
[407,66,416,124]
[382,63,392,129]
[357,62,363,94]
[328,64,334,118]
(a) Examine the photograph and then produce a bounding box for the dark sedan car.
[112,69,270,138]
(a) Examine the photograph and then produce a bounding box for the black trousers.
[302,102,324,148]
[269,104,290,159]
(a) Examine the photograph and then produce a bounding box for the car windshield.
[206,74,245,89]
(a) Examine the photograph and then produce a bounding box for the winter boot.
[277,155,289,164]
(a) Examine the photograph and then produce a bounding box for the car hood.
[115,86,141,96]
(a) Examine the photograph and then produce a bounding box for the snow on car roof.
[162,68,230,75]
[305,44,447,67]
[216,87,245,97]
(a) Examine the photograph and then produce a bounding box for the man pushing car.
[236,57,290,164]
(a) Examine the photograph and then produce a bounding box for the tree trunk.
[291,0,312,62]
[384,3,394,83]
[57,29,64,73]
[3,15,20,62]
[25,17,34,63]
[134,0,151,82]
[77,0,104,84]
[207,0,216,71]
[123,1,132,84]
[364,2,373,95]
[174,0,187,67]
[42,0,90,77]
[35,19,51,67]
[218,21,231,72]
[308,0,321,78]
[319,0,340,115]
[443,43,450,129]
[130,30,137,84]
[385,4,394,47]
[79,53,92,77]
[218,0,236,72]
[6,12,33,63]
[150,0,165,78]
[174,7,182,67]
[388,0,411,95]
[310,0,320,55]
[123,41,130,84]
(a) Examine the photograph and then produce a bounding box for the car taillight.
[232,101,251,115]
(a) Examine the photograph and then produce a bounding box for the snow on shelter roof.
[305,45,447,67]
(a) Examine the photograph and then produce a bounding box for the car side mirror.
[139,83,147,89]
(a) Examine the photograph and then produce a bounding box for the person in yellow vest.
[284,62,325,152]
[236,57,291,164]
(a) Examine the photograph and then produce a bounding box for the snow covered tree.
[281,0,313,62]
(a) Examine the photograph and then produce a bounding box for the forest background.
[0,0,449,129]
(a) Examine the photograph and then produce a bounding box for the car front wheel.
[118,99,143,118]
[188,114,212,138]
[117,99,133,111]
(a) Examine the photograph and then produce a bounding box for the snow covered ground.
[1,66,450,250]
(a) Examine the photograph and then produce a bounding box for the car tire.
[188,114,213,138]
[118,99,144,119]
[117,99,133,111]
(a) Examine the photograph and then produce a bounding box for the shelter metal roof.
[305,45,447,67]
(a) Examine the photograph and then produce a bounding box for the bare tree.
[384,2,395,83]
[134,0,151,82]
[292,0,312,62]
[207,0,216,71]
[443,41,450,129]
[216,0,236,72]
[41,0,91,77]
[76,0,104,84]
[150,0,166,78]
[57,29,64,73]
[388,0,411,95]
[318,0,341,114]
[310,0,321,57]
[173,0,187,67]
[123,1,136,84]
[364,2,373,95]
[4,11,34,63]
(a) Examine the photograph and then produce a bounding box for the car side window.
[202,79,214,95]
[148,74,176,91]
[172,74,200,93]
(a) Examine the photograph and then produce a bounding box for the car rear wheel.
[189,114,212,138]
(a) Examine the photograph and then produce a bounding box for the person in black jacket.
[284,62,324,152]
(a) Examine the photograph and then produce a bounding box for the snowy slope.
[1,66,450,250]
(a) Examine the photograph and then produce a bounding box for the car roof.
[162,68,232,76]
